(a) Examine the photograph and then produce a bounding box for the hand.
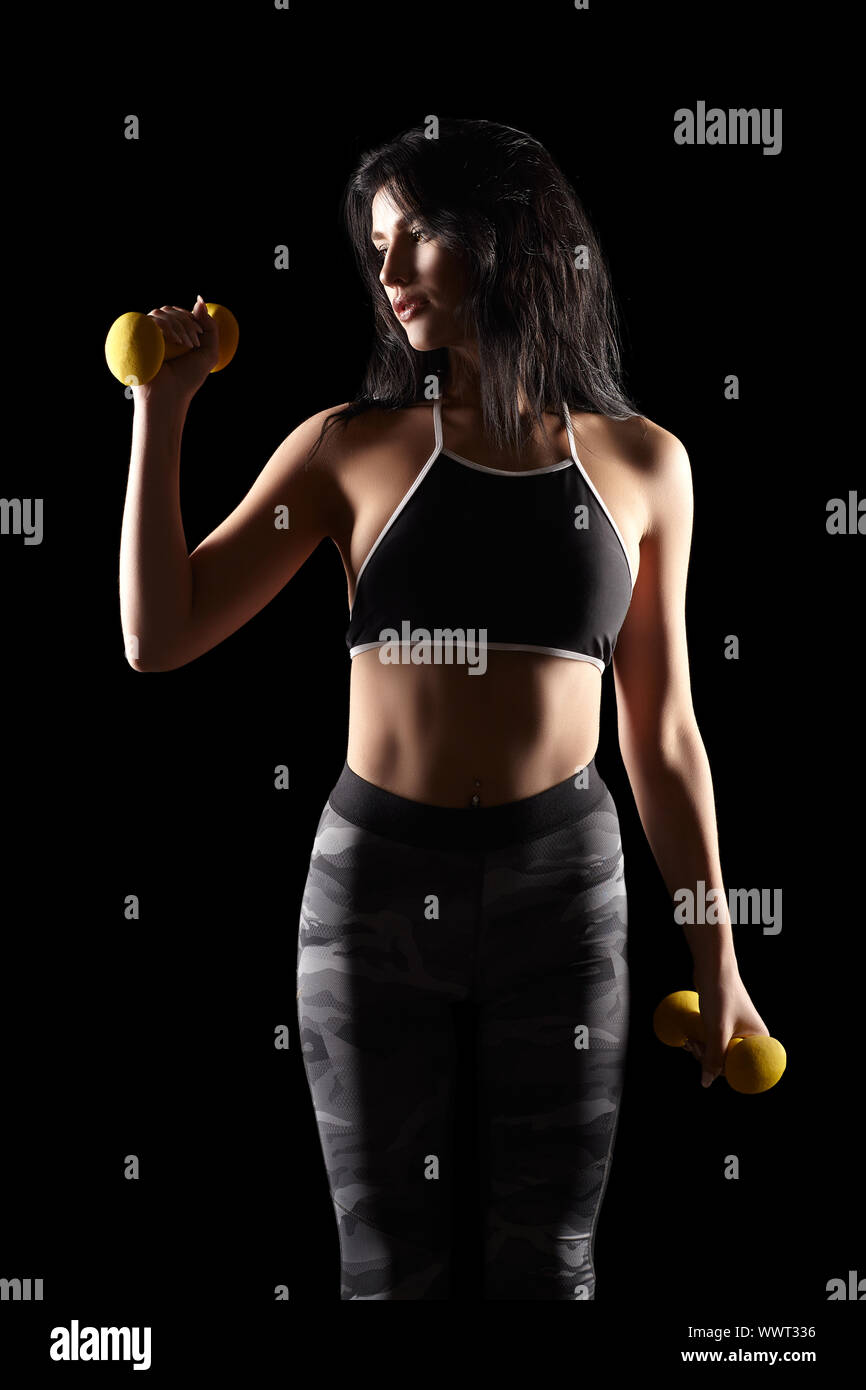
[686,957,770,1087]
[132,298,221,410]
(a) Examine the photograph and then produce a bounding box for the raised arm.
[118,301,348,672]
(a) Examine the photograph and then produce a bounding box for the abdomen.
[346,649,604,806]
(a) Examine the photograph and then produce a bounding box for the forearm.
[621,727,737,971]
[120,399,194,670]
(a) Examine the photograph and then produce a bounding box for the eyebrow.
[370,215,408,243]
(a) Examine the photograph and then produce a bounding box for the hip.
[297,757,628,1004]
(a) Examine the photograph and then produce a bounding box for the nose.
[378,246,412,293]
[379,264,403,294]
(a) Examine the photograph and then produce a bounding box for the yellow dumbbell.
[653,989,786,1094]
[104,303,239,385]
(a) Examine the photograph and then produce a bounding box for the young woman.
[120,118,769,1301]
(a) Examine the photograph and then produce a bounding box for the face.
[370,187,472,351]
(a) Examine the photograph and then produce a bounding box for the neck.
[443,350,536,416]
[444,347,481,407]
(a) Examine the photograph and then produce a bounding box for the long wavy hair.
[306,117,642,463]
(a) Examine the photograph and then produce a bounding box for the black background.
[2,0,860,1377]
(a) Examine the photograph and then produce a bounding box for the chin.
[406,323,451,351]
[405,333,438,352]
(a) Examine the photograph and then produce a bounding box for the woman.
[120,118,769,1301]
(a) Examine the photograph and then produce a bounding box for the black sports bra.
[345,397,636,672]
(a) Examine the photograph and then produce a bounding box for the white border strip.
[563,404,637,591]
[442,447,574,476]
[349,639,605,672]
[348,402,444,620]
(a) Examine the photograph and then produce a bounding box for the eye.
[374,226,425,260]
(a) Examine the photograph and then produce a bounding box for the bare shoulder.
[287,400,356,470]
[586,412,693,539]
[298,400,430,549]
[315,399,434,506]
[328,399,429,455]
[303,399,428,474]
[590,411,690,473]
[282,399,396,466]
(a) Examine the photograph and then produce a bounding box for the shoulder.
[594,412,690,474]
[291,401,429,541]
[590,412,693,539]
[299,399,427,469]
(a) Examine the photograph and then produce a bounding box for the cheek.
[424,247,467,302]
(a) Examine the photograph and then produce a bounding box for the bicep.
[612,432,696,756]
[176,407,346,666]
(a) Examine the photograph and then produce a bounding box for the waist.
[328,756,613,853]
[346,647,604,804]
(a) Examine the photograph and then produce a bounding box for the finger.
[703,1037,727,1078]
[178,310,201,347]
[149,310,186,347]
[170,309,199,348]
[156,306,199,347]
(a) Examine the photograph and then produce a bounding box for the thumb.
[701,1031,728,1087]
[192,295,214,327]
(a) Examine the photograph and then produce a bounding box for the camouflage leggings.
[296,759,629,1300]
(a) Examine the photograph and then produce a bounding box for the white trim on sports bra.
[438,397,636,588]
[349,412,444,610]
[562,406,637,591]
[347,395,635,667]
[348,637,606,671]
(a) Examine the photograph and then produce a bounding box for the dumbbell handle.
[161,331,200,362]
[653,991,785,1093]
[104,304,239,386]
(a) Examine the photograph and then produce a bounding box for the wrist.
[133,386,191,419]
[691,943,740,980]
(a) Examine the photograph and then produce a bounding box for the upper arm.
[165,404,349,669]
[611,426,697,759]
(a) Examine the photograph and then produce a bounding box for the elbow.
[126,655,164,673]
[616,690,699,765]
[123,633,187,673]
[128,658,166,673]
[618,714,702,771]
[128,653,188,673]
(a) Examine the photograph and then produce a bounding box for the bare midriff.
[332,399,645,809]
[346,647,604,806]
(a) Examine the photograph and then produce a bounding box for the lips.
[394,295,429,316]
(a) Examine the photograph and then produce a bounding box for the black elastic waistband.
[327,758,611,853]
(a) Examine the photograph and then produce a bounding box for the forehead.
[370,186,408,237]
